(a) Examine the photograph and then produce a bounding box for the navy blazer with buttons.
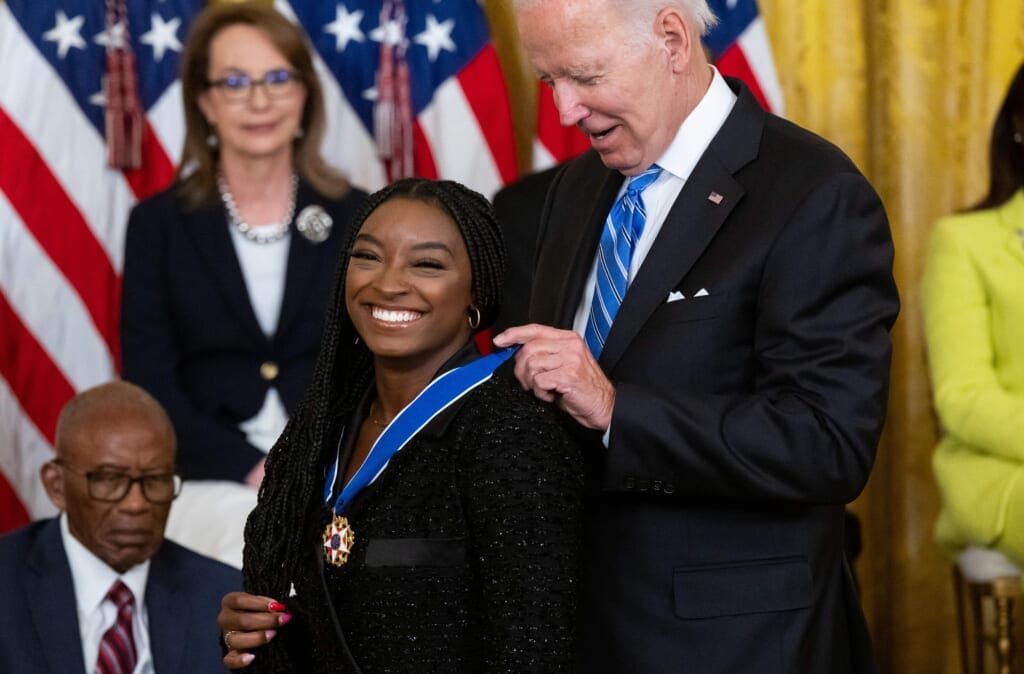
[121,180,365,481]
[0,518,240,673]
[529,79,898,673]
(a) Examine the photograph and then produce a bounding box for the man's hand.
[494,323,615,430]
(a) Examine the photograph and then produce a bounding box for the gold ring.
[223,630,237,650]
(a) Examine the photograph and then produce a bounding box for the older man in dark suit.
[494,1,898,672]
[0,381,239,673]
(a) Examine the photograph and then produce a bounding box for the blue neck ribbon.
[323,346,517,514]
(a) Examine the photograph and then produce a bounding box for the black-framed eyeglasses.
[207,68,302,102]
[54,460,182,504]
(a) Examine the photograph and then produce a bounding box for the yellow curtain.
[759,2,1023,671]
[487,1,1024,671]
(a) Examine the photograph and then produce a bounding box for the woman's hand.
[218,591,292,669]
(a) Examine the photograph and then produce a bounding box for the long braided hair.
[242,178,504,670]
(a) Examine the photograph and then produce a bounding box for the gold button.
[260,361,279,381]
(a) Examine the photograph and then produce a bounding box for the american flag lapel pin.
[707,191,724,205]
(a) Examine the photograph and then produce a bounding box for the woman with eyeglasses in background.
[120,3,365,567]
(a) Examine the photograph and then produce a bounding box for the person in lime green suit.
[923,61,1024,563]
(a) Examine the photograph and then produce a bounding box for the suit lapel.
[146,546,187,674]
[598,79,765,372]
[184,201,266,344]
[599,164,743,371]
[531,161,623,329]
[27,519,88,674]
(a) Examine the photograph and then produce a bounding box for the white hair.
[511,0,718,38]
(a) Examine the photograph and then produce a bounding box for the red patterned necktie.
[96,581,138,674]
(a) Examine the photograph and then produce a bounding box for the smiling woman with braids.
[217,178,583,672]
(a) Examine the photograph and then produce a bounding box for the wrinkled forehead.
[60,408,176,468]
[517,1,634,71]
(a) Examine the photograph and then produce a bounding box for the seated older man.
[0,381,240,673]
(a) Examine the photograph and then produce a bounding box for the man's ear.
[655,7,693,74]
[40,461,66,511]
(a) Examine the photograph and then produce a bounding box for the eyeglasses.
[54,460,182,504]
[207,68,303,103]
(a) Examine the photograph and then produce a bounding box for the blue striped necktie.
[584,165,662,358]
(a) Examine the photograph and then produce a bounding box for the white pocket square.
[694,288,709,297]
[667,291,686,303]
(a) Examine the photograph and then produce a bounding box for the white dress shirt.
[60,513,154,674]
[229,227,290,453]
[570,67,738,443]
[572,66,738,336]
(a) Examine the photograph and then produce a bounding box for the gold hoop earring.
[467,306,481,330]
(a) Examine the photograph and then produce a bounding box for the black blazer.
[0,518,240,673]
[530,80,898,673]
[492,164,561,332]
[267,372,582,673]
[121,181,365,480]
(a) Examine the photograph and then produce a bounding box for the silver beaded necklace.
[217,171,298,244]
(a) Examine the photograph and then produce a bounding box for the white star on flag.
[324,5,365,52]
[93,22,127,50]
[42,11,86,60]
[369,18,405,48]
[413,14,456,62]
[140,13,182,63]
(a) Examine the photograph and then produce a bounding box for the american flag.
[0,0,517,533]
[704,0,783,114]
[531,0,783,171]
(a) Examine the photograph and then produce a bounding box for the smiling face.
[517,0,693,176]
[198,23,306,166]
[42,403,176,573]
[345,197,475,376]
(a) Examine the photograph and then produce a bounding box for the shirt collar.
[60,512,151,616]
[654,66,738,182]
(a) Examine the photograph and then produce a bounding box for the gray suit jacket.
[0,518,240,673]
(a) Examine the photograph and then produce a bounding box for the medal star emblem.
[322,515,354,566]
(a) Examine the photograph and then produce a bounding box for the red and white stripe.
[0,3,179,530]
[714,17,783,115]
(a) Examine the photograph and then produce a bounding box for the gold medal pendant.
[322,515,354,566]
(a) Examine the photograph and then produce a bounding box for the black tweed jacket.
[275,372,584,673]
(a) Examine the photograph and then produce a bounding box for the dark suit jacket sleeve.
[121,197,264,481]
[146,540,242,673]
[605,170,896,504]
[492,166,561,332]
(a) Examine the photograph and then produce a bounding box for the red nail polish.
[268,600,286,612]
[279,612,292,626]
